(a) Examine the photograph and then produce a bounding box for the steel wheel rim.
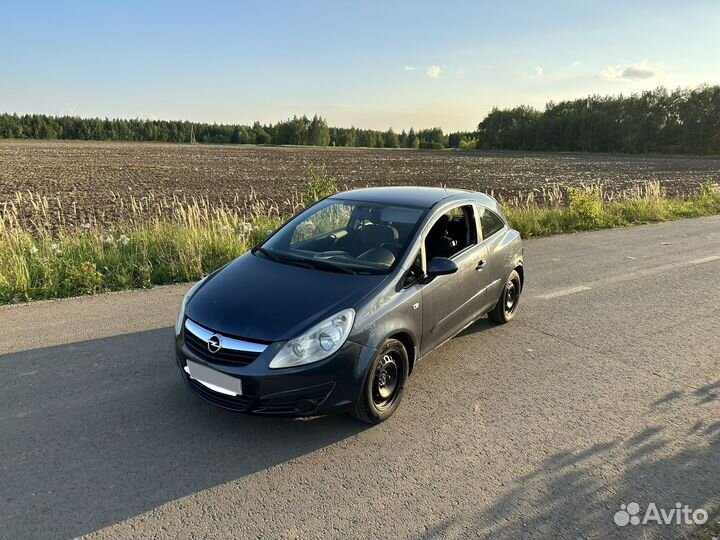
[504,278,520,315]
[372,352,400,409]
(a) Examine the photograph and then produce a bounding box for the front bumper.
[175,329,376,416]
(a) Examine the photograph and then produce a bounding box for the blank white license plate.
[185,360,243,396]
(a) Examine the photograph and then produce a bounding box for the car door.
[476,205,509,311]
[420,203,493,356]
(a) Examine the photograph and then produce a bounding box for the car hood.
[185,252,387,342]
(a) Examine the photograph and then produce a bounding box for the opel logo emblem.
[207,334,222,354]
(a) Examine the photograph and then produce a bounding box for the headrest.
[357,224,397,244]
[429,215,449,236]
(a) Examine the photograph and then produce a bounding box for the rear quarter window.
[479,207,505,239]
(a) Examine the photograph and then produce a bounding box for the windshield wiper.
[276,256,357,274]
[281,257,356,274]
[304,258,358,274]
[252,246,280,262]
[254,247,357,274]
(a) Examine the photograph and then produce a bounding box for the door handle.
[476,260,486,270]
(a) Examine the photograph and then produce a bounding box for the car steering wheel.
[380,242,403,256]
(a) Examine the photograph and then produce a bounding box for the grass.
[1,175,720,304]
[698,518,720,540]
[0,192,286,304]
[505,181,720,238]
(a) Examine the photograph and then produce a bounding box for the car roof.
[330,186,473,208]
[330,186,501,213]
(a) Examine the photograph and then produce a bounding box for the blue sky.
[2,0,719,131]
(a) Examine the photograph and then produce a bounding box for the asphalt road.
[1,217,719,540]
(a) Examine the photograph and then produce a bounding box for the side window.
[403,250,424,287]
[479,208,505,239]
[425,205,477,261]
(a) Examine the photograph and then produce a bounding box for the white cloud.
[623,63,657,79]
[455,67,465,77]
[404,65,416,71]
[527,65,544,79]
[426,65,442,78]
[58,107,80,117]
[137,111,159,120]
[571,60,582,67]
[599,60,658,81]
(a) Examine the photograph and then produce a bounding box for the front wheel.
[351,338,409,424]
[488,269,522,324]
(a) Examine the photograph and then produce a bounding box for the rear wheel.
[488,269,522,323]
[351,338,409,424]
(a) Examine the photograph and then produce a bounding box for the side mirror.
[426,257,458,278]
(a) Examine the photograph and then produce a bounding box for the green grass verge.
[506,182,720,238]
[1,179,719,304]
[0,216,282,304]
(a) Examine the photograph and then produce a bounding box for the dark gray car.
[175,187,524,423]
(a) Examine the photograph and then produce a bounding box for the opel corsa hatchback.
[175,187,524,423]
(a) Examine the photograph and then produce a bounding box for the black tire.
[488,269,522,324]
[351,338,409,424]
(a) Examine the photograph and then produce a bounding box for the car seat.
[425,215,456,260]
[447,217,468,251]
[336,224,399,257]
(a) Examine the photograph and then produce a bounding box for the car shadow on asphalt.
[0,327,368,540]
[455,317,496,339]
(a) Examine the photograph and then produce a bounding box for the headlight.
[269,308,355,369]
[175,277,206,334]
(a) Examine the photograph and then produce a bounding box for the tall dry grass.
[503,181,720,237]
[1,174,719,304]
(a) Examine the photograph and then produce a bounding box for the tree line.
[0,113,451,149]
[1,85,718,154]
[476,86,720,154]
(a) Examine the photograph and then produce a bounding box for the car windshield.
[256,198,426,274]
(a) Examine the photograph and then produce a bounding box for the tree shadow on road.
[0,327,367,540]
[414,382,720,540]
